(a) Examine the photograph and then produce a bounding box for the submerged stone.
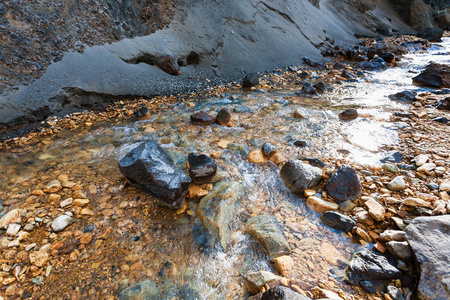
[197,181,242,251]
[118,141,191,209]
[119,280,159,300]
[188,153,217,184]
[246,214,291,260]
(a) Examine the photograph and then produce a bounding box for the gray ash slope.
[0,0,418,127]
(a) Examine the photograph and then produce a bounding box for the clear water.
[0,38,448,299]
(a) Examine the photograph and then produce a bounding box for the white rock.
[51,215,74,232]
[417,163,436,174]
[414,154,429,166]
[6,224,21,236]
[440,181,450,192]
[0,209,25,228]
[403,197,432,208]
[387,176,406,191]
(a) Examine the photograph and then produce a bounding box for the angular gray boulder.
[405,215,450,300]
[280,160,322,194]
[246,214,291,260]
[325,165,362,203]
[197,181,242,251]
[119,141,191,209]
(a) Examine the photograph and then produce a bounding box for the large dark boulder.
[367,43,408,60]
[320,211,356,232]
[405,215,450,300]
[436,8,450,30]
[325,165,362,203]
[389,90,417,102]
[119,141,191,209]
[413,63,450,88]
[280,160,322,194]
[359,57,387,71]
[260,286,311,300]
[387,0,433,30]
[243,73,260,88]
[188,153,217,184]
[416,27,444,42]
[246,214,291,260]
[345,250,401,289]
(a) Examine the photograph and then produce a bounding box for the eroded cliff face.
[0,0,419,128]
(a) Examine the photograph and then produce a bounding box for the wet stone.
[325,165,362,203]
[383,163,400,174]
[190,111,216,124]
[215,108,233,127]
[280,160,322,194]
[246,214,291,260]
[261,143,277,158]
[412,63,450,88]
[380,150,403,163]
[244,271,280,294]
[188,153,217,184]
[339,108,358,120]
[243,73,260,88]
[118,141,191,209]
[320,211,356,232]
[294,140,308,147]
[119,280,160,300]
[306,196,339,213]
[260,285,311,300]
[298,82,318,95]
[51,215,74,232]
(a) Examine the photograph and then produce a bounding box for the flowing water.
[0,38,448,299]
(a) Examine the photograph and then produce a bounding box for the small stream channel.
[0,38,448,299]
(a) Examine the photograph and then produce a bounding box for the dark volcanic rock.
[280,160,322,194]
[433,116,449,123]
[416,27,444,42]
[188,153,217,184]
[339,108,358,120]
[380,150,403,163]
[303,57,322,68]
[320,211,356,232]
[119,142,191,208]
[376,24,393,36]
[345,249,401,287]
[367,43,408,60]
[294,140,308,148]
[261,143,277,158]
[389,90,417,102]
[359,57,387,71]
[436,97,450,110]
[190,111,216,124]
[436,9,450,31]
[379,52,395,63]
[243,73,260,88]
[297,82,318,95]
[246,214,291,260]
[413,63,450,88]
[341,70,355,79]
[260,286,311,300]
[134,106,150,119]
[313,81,327,93]
[405,215,450,300]
[325,165,362,203]
[216,108,233,127]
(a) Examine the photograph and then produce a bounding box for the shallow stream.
[0,38,448,299]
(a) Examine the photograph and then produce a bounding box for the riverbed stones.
[244,271,280,294]
[389,90,417,102]
[0,209,25,228]
[320,211,356,232]
[412,63,450,88]
[197,181,242,251]
[243,73,260,88]
[405,215,450,300]
[440,181,450,192]
[43,180,62,193]
[414,154,429,166]
[387,176,406,191]
[190,111,216,124]
[216,108,233,127]
[345,249,401,289]
[246,214,291,260]
[386,285,405,300]
[280,160,322,194]
[188,153,217,184]
[379,230,406,242]
[274,256,294,277]
[118,141,191,209]
[325,165,362,203]
[402,197,431,208]
[248,149,267,164]
[306,196,338,213]
[119,280,160,300]
[29,251,49,267]
[51,215,74,232]
[339,108,358,120]
[363,198,386,221]
[436,97,450,111]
